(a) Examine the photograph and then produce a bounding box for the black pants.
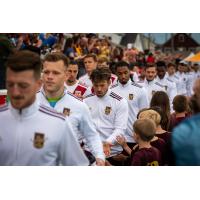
[84,150,96,165]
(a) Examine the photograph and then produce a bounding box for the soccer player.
[65,60,90,99]
[111,61,149,148]
[79,54,98,87]
[138,63,166,102]
[0,50,89,166]
[84,67,128,165]
[37,52,105,165]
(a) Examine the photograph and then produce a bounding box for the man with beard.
[65,60,91,99]
[84,67,128,165]
[138,63,166,102]
[111,61,149,149]
[0,50,89,166]
[155,61,177,110]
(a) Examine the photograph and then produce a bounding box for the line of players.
[0,51,199,165]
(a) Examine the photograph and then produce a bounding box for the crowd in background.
[1,33,200,166]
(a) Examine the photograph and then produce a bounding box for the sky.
[143,33,200,44]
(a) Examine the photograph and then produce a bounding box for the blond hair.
[138,109,161,127]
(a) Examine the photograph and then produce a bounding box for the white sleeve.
[106,99,129,144]
[186,75,193,96]
[168,82,177,102]
[80,103,105,160]
[138,88,149,109]
[58,120,89,166]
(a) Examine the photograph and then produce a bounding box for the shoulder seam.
[40,105,63,115]
[39,105,65,119]
[131,82,143,88]
[110,84,118,89]
[39,108,65,121]
[166,78,173,82]
[155,82,164,88]
[85,93,95,98]
[110,92,122,101]
[0,107,9,112]
[174,75,179,79]
[67,91,83,101]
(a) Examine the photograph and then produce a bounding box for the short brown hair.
[145,63,156,70]
[43,52,69,68]
[6,50,42,80]
[173,95,188,113]
[83,53,98,62]
[90,67,111,83]
[133,118,156,142]
[167,62,176,68]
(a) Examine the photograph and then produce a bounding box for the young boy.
[117,118,162,166]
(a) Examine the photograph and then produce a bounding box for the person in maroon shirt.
[131,118,162,166]
[169,95,191,131]
[128,136,166,165]
[138,107,174,165]
[116,118,162,166]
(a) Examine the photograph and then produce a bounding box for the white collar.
[118,79,132,88]
[96,89,112,100]
[10,99,39,118]
[144,78,156,85]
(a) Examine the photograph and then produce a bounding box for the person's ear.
[36,79,42,91]
[108,79,111,87]
[133,132,138,142]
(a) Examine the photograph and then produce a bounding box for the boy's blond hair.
[138,109,161,127]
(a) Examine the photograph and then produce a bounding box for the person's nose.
[11,84,21,96]
[47,72,54,80]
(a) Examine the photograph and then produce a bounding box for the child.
[117,118,162,166]
[169,95,191,131]
[139,108,173,165]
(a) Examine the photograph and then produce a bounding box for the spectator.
[150,91,171,131]
[122,118,162,166]
[0,34,14,89]
[169,95,191,131]
[172,78,200,165]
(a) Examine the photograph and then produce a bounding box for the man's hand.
[116,135,126,147]
[103,142,112,157]
[96,158,105,166]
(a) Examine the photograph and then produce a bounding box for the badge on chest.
[33,132,45,149]
[129,93,134,100]
[105,106,112,115]
[63,107,71,116]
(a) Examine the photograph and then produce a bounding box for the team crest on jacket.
[105,106,112,115]
[33,133,45,149]
[129,94,134,100]
[74,90,82,98]
[63,107,71,116]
